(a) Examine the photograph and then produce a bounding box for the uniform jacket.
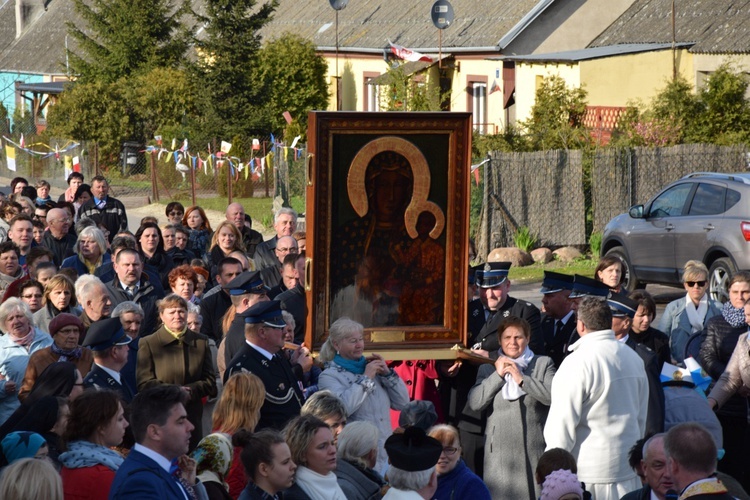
[136,326,217,449]
[319,361,409,474]
[79,196,128,243]
[543,329,649,485]
[540,312,578,368]
[84,364,135,403]
[224,343,304,431]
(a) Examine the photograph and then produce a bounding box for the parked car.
[601,172,750,302]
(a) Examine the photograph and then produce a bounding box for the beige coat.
[708,332,750,408]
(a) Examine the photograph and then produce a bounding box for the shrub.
[589,232,602,257]
[513,226,537,252]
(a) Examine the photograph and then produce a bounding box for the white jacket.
[543,329,649,484]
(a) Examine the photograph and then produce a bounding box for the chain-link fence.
[1,132,308,214]
[477,144,750,259]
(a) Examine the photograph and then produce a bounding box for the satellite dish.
[431,0,454,29]
[329,0,348,10]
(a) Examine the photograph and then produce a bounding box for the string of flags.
[2,134,81,172]
[144,134,305,182]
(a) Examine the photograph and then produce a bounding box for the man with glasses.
[254,208,297,270]
[260,235,298,289]
[42,208,77,266]
[224,300,303,430]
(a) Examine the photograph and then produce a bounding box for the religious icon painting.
[305,112,472,359]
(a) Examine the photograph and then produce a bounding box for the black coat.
[630,326,671,366]
[278,284,306,344]
[626,337,665,435]
[83,364,135,403]
[106,275,162,337]
[540,312,578,369]
[700,315,749,420]
[200,289,232,342]
[41,231,76,266]
[78,196,128,243]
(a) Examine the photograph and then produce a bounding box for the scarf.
[58,440,125,471]
[50,342,82,361]
[10,327,36,347]
[334,354,367,374]
[294,466,347,500]
[722,301,746,328]
[192,433,233,487]
[500,346,534,401]
[164,325,188,340]
[685,294,709,333]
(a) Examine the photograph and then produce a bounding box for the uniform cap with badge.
[539,271,574,295]
[568,274,611,299]
[607,292,638,318]
[82,317,132,351]
[222,270,269,296]
[240,300,286,328]
[476,262,511,288]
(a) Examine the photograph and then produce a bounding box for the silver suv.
[601,172,750,302]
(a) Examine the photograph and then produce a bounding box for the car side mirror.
[629,205,644,219]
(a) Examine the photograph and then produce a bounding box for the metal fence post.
[149,152,159,202]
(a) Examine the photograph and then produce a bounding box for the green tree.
[254,33,329,132]
[521,75,589,150]
[690,64,750,145]
[67,0,192,83]
[379,64,446,111]
[191,0,278,138]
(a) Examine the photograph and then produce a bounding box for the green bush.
[513,226,537,252]
[589,232,603,257]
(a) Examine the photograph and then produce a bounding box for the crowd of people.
[0,172,745,500]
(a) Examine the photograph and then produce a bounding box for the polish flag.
[389,41,434,63]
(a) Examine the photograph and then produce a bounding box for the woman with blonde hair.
[212,371,266,498]
[33,274,81,334]
[658,260,721,364]
[0,456,63,500]
[60,227,110,276]
[207,221,246,279]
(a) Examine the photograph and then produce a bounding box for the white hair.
[387,466,435,491]
[318,317,363,363]
[337,421,379,467]
[274,207,297,224]
[75,274,108,305]
[112,301,144,318]
[0,297,34,329]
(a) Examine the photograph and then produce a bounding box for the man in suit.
[109,384,208,499]
[621,434,674,500]
[609,292,665,436]
[82,317,134,403]
[539,271,577,368]
[253,208,297,270]
[106,248,162,337]
[224,300,303,430]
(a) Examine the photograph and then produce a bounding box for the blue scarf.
[59,440,125,471]
[50,342,82,361]
[334,354,367,374]
[722,301,746,329]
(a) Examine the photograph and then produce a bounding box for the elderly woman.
[18,313,92,402]
[191,432,234,500]
[428,424,490,500]
[238,430,297,500]
[658,260,721,364]
[33,275,80,335]
[318,317,409,474]
[283,415,347,500]
[136,293,217,450]
[59,390,128,500]
[594,255,624,294]
[169,264,199,304]
[135,222,174,288]
[183,206,213,260]
[0,299,54,425]
[61,227,111,276]
[335,421,385,500]
[700,271,750,489]
[467,316,556,499]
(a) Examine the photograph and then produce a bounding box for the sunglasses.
[686,281,707,288]
[169,211,184,217]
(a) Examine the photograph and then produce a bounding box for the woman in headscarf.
[191,432,234,500]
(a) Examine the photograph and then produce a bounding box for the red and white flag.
[388,40,434,63]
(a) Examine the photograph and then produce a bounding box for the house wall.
[692,53,750,99]
[514,62,581,123]
[0,72,42,120]
[580,49,693,108]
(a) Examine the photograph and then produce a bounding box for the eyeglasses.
[21,293,43,299]
[33,214,46,220]
[686,281,707,288]
[276,247,298,254]
[169,211,184,217]
[441,447,458,456]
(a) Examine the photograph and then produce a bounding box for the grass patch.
[167,196,276,221]
[509,258,597,283]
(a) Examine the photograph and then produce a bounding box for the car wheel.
[605,247,641,292]
[708,257,736,304]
